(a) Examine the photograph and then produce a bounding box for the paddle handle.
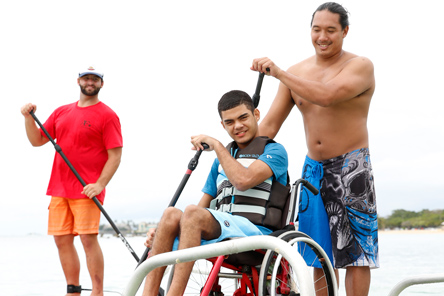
[252,67,269,108]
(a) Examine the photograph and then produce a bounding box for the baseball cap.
[79,66,104,80]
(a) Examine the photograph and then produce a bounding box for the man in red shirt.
[21,67,123,296]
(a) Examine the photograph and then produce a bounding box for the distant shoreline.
[380,228,444,234]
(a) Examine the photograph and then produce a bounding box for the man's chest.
[54,109,104,142]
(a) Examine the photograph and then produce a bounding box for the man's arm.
[191,136,273,192]
[82,147,122,198]
[197,193,213,208]
[252,56,375,107]
[20,103,49,147]
[258,82,295,139]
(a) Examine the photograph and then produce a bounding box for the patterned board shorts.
[298,148,379,269]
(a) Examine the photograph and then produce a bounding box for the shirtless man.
[251,2,378,296]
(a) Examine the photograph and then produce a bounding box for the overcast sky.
[1,0,443,236]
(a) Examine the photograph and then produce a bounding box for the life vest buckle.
[222,187,235,197]
[219,203,234,213]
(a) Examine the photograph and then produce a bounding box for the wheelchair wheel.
[165,259,239,295]
[259,231,336,296]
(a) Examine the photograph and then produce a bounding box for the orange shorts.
[48,196,102,236]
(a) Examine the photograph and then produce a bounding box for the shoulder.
[343,53,374,70]
[262,142,288,163]
[95,103,121,124]
[55,102,76,111]
[287,55,316,74]
[98,102,119,115]
[264,141,287,154]
[261,142,288,181]
[52,102,76,115]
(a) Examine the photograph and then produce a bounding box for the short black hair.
[218,90,255,118]
[311,2,350,30]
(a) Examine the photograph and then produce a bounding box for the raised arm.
[252,56,375,107]
[20,103,49,147]
[258,81,295,139]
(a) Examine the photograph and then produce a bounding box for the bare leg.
[54,234,81,296]
[345,266,370,296]
[313,268,339,296]
[79,234,104,296]
[142,207,183,296]
[167,205,221,296]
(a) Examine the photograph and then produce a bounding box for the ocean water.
[1,231,443,296]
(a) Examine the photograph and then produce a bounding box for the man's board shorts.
[298,148,379,269]
[48,196,101,236]
[172,209,272,251]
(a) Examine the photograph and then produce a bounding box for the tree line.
[378,209,444,230]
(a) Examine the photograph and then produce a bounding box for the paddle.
[29,110,140,262]
[136,143,209,268]
[252,67,269,108]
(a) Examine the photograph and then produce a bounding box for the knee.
[79,234,99,250]
[181,205,208,226]
[160,207,182,230]
[346,266,371,283]
[54,235,74,249]
[181,206,220,238]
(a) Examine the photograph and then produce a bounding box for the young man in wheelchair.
[142,90,289,296]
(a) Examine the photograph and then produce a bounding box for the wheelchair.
[150,178,337,296]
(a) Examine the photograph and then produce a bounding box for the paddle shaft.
[29,110,140,262]
[168,148,205,207]
[136,145,207,268]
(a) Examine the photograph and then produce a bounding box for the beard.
[80,84,101,96]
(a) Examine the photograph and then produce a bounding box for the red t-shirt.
[41,101,123,203]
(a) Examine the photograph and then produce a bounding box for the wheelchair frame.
[123,179,338,296]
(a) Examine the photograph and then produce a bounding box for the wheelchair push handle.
[287,178,319,224]
[300,179,319,195]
